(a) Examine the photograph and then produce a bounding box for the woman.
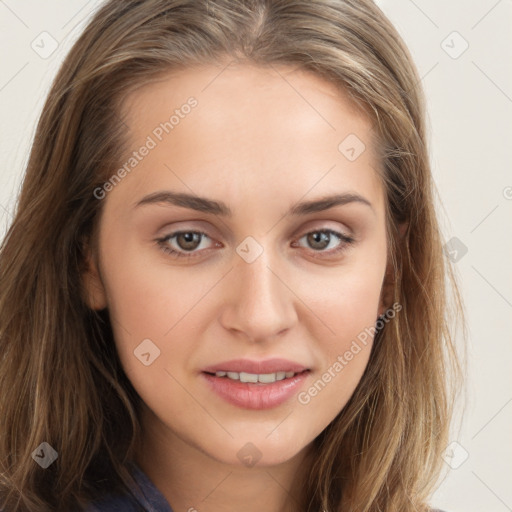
[0,0,465,511]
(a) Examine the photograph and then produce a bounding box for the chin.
[204,431,312,469]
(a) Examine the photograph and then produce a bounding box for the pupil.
[178,232,200,251]
[308,231,329,250]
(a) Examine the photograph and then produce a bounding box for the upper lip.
[202,358,309,374]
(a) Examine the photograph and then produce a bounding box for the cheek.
[101,257,207,431]
[101,233,213,337]
[97,239,192,375]
[299,251,385,343]
[291,252,385,418]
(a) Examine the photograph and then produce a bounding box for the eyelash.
[155,228,355,260]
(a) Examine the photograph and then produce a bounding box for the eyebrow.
[133,190,374,216]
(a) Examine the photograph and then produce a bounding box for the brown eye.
[293,229,355,257]
[305,231,331,250]
[156,231,214,259]
[175,232,203,251]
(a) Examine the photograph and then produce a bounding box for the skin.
[83,61,395,512]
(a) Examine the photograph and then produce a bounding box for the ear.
[377,221,407,317]
[81,242,108,311]
[398,221,408,239]
[378,261,395,318]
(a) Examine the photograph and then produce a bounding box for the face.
[84,62,391,468]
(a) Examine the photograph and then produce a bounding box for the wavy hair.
[0,0,465,510]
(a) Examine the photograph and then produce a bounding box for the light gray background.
[0,1,511,511]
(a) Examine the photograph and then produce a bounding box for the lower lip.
[201,371,310,410]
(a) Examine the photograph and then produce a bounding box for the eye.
[155,228,355,260]
[292,229,355,258]
[156,230,216,259]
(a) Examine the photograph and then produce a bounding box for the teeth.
[240,372,259,383]
[214,371,298,383]
[256,373,275,383]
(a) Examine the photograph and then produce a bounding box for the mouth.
[200,360,311,409]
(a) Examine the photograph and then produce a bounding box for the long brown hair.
[0,1,466,510]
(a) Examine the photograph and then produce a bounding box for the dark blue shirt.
[84,462,174,512]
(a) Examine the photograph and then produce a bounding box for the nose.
[218,247,297,343]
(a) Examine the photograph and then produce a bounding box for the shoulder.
[0,464,173,512]
[83,461,174,512]
[83,493,142,511]
[0,495,142,512]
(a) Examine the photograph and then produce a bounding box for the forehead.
[121,62,373,142]
[109,62,384,216]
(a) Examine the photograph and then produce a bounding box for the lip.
[201,370,310,410]
[201,358,309,374]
